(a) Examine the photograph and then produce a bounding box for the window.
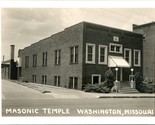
[69,77,78,89]
[109,43,122,53]
[33,54,37,67]
[70,46,78,64]
[124,48,132,66]
[92,74,101,84]
[134,50,141,66]
[42,52,47,66]
[54,76,60,86]
[25,56,29,68]
[42,75,47,84]
[86,43,95,64]
[113,36,119,42]
[32,75,36,83]
[99,45,107,64]
[55,50,61,65]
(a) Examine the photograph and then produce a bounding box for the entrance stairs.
[119,81,139,94]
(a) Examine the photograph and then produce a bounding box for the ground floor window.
[69,77,78,89]
[92,74,101,84]
[54,76,60,86]
[32,75,36,83]
[42,75,47,84]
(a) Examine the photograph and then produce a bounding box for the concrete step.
[119,87,139,93]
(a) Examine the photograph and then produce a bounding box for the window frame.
[69,77,78,89]
[124,48,132,66]
[42,75,47,84]
[55,50,61,65]
[54,76,60,86]
[109,43,122,53]
[86,43,95,64]
[92,74,101,84]
[32,54,37,67]
[32,75,37,83]
[42,52,47,66]
[134,49,141,67]
[70,46,78,64]
[98,45,107,64]
[25,56,29,68]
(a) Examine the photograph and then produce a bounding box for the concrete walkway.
[11,80,155,99]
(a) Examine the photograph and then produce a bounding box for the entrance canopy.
[108,56,130,68]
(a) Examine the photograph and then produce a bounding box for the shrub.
[135,72,155,93]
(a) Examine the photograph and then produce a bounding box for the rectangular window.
[32,75,36,83]
[86,43,95,64]
[33,54,37,67]
[109,43,122,53]
[124,48,132,66]
[54,76,60,86]
[134,50,141,66]
[42,75,47,84]
[55,50,61,65]
[70,46,78,64]
[99,45,107,64]
[42,52,47,66]
[69,77,78,89]
[92,74,101,84]
[25,56,29,68]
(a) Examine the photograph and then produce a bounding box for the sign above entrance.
[108,56,130,67]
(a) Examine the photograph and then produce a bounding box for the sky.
[1,8,155,61]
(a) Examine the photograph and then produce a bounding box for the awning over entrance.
[108,56,130,67]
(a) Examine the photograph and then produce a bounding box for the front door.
[92,74,101,84]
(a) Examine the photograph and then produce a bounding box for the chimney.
[9,45,17,80]
[10,45,15,60]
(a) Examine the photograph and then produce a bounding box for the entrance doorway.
[92,74,101,84]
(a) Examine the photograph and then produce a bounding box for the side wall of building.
[19,23,83,89]
[133,23,155,83]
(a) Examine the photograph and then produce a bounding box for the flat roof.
[133,21,155,29]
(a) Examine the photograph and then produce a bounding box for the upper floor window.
[134,50,141,66]
[86,43,95,64]
[42,52,47,66]
[98,45,107,64]
[70,46,78,64]
[109,43,122,53]
[25,56,29,68]
[55,50,61,65]
[33,54,37,67]
[124,48,132,66]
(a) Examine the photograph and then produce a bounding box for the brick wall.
[19,22,84,89]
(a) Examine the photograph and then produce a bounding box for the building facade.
[18,22,143,90]
[133,22,155,83]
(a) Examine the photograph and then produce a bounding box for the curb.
[99,96,155,98]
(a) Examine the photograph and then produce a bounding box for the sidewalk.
[11,80,155,99]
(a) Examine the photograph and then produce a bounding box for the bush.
[84,68,115,93]
[135,72,155,93]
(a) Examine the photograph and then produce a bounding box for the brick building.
[18,22,143,90]
[133,22,155,83]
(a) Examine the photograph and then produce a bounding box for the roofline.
[133,21,155,29]
[83,21,142,36]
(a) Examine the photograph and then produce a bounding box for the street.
[2,80,155,116]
